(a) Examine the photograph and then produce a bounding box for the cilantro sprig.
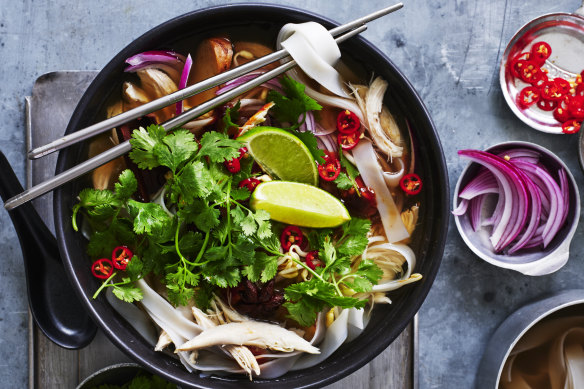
[284,218,383,327]
[74,124,279,306]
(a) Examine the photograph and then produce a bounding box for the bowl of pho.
[54,4,448,388]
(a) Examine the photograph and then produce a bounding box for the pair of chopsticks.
[4,3,403,211]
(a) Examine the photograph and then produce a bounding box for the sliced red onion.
[511,160,563,248]
[406,119,416,174]
[470,195,489,232]
[507,168,541,253]
[459,169,499,200]
[215,71,284,95]
[456,148,570,254]
[125,50,186,81]
[312,122,336,136]
[458,150,529,252]
[315,132,338,153]
[558,168,569,230]
[126,50,185,66]
[497,148,541,164]
[175,54,193,115]
[452,199,469,216]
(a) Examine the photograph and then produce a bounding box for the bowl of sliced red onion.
[453,141,580,275]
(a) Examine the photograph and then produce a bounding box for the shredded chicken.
[177,321,320,354]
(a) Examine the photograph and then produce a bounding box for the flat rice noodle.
[292,309,350,370]
[353,139,409,242]
[136,279,201,340]
[105,288,158,346]
[277,22,348,97]
[370,243,419,292]
[501,317,584,389]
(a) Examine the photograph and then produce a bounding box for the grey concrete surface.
[1,0,583,388]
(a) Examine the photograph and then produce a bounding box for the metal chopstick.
[4,25,367,211]
[27,3,403,160]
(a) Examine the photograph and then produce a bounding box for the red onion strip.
[458,150,529,252]
[175,54,193,115]
[511,160,563,248]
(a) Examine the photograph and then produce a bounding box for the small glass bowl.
[453,141,580,275]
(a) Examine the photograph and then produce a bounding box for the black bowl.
[54,4,449,388]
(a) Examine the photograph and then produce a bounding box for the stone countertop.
[1,1,583,388]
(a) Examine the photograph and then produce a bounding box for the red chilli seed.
[280,226,304,251]
[567,95,584,120]
[238,177,261,193]
[554,106,573,123]
[112,246,133,270]
[530,41,552,64]
[537,98,557,112]
[91,258,114,279]
[517,86,540,108]
[224,157,241,173]
[338,130,361,150]
[305,251,323,270]
[336,110,361,134]
[562,119,582,134]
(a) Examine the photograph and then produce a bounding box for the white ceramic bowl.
[453,141,580,275]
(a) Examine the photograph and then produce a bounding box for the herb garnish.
[284,218,382,327]
[73,124,280,307]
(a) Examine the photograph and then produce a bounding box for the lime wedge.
[238,126,318,186]
[250,181,350,228]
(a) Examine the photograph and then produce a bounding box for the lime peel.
[250,181,350,228]
[237,126,319,186]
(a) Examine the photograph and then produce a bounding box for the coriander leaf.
[239,210,258,236]
[192,203,221,233]
[340,152,360,187]
[343,260,383,293]
[284,297,320,327]
[174,160,214,201]
[254,210,273,240]
[112,284,143,303]
[125,255,144,280]
[222,101,241,133]
[204,245,229,263]
[322,237,337,267]
[333,172,354,190]
[76,188,121,220]
[114,169,138,201]
[126,199,174,236]
[306,228,334,252]
[230,206,246,226]
[291,129,326,164]
[205,265,240,288]
[337,218,371,257]
[155,129,198,172]
[267,76,322,124]
[197,131,241,163]
[243,251,279,283]
[230,187,251,202]
[231,236,256,265]
[129,125,167,169]
[166,282,195,306]
[86,218,136,258]
[284,278,367,326]
[354,259,383,284]
[177,231,204,257]
[193,281,214,312]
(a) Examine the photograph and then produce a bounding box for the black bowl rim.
[54,3,449,388]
